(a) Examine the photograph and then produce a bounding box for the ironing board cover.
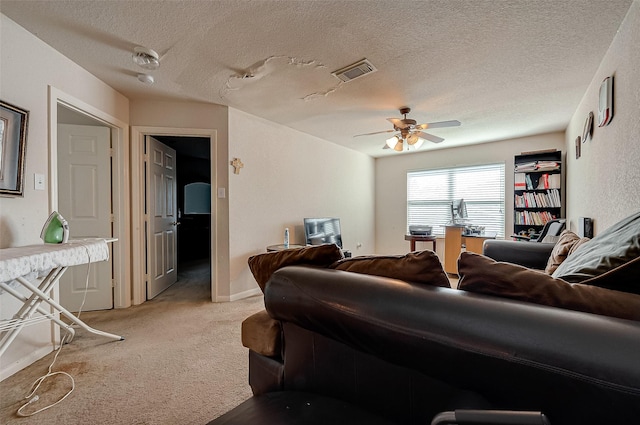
[0,239,110,284]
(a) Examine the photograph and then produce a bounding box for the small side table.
[266,244,305,252]
[404,234,437,252]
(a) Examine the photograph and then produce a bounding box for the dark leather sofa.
[245,264,640,425]
[213,212,640,424]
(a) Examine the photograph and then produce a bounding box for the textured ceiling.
[1,0,633,157]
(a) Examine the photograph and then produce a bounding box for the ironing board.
[0,238,124,358]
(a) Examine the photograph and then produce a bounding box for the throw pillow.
[329,250,450,288]
[458,251,640,321]
[552,210,640,294]
[248,244,344,292]
[544,230,589,275]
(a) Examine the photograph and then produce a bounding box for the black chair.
[512,219,566,242]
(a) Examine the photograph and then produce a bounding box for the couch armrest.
[482,240,554,270]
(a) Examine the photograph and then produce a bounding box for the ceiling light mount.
[137,73,155,85]
[132,46,160,70]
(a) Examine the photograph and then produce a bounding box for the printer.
[409,225,433,236]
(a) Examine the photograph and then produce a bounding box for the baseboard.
[0,345,53,382]
[225,287,262,302]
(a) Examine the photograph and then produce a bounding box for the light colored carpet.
[0,261,264,425]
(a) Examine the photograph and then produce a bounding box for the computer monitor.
[451,199,468,223]
[303,218,343,249]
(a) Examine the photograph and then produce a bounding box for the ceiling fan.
[355,107,461,152]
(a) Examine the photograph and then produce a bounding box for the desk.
[444,226,497,275]
[404,234,437,252]
[0,239,124,357]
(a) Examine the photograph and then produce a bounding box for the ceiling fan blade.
[415,120,461,130]
[387,118,411,130]
[416,131,444,144]
[354,129,395,137]
[382,144,390,149]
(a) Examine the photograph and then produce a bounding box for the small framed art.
[0,100,29,197]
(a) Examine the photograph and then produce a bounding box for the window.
[407,163,505,237]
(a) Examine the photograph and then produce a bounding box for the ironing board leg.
[0,268,71,358]
[14,275,124,343]
[0,279,77,347]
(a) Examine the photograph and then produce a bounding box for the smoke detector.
[137,73,155,85]
[332,59,377,83]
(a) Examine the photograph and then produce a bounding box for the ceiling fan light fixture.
[394,140,404,152]
[132,46,160,70]
[406,133,420,145]
[386,135,400,149]
[412,138,425,149]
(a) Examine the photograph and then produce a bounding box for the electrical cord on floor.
[16,332,75,417]
[17,242,94,417]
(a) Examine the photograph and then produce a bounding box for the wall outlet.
[34,173,45,190]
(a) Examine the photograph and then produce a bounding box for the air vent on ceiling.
[332,59,377,82]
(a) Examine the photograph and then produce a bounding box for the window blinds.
[407,163,505,237]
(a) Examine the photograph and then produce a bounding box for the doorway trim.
[48,86,131,308]
[131,126,218,305]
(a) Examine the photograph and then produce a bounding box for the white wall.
[228,108,375,297]
[375,133,565,257]
[564,0,640,233]
[0,14,129,380]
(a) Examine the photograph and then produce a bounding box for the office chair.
[512,219,566,242]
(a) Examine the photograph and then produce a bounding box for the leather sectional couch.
[213,211,640,424]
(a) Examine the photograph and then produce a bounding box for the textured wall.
[564,0,640,233]
[0,15,129,380]
[228,108,375,297]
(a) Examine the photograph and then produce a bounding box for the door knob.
[170,221,181,226]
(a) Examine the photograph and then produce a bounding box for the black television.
[303,218,343,249]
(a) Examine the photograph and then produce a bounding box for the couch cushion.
[248,244,344,292]
[241,310,282,358]
[544,230,590,275]
[551,211,640,294]
[458,251,640,321]
[329,250,450,288]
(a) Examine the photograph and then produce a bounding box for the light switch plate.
[34,173,45,190]
[217,187,226,198]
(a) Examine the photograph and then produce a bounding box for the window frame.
[407,163,506,237]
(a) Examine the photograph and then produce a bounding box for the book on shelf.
[515,210,557,226]
[514,189,560,208]
[515,173,526,189]
[536,161,561,172]
[514,161,561,173]
[536,173,561,189]
[514,162,538,172]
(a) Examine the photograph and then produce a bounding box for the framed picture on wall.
[0,100,29,197]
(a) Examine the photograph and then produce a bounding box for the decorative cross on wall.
[230,158,244,174]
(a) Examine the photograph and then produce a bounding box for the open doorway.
[57,105,114,311]
[130,126,218,305]
[49,87,130,310]
[152,135,212,301]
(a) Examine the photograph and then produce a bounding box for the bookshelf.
[513,150,563,239]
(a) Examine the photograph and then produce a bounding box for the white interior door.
[146,136,178,299]
[57,124,113,311]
